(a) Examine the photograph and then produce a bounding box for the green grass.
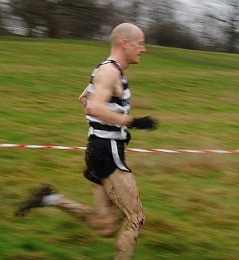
[0,37,239,260]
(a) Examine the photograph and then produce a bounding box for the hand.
[131,116,158,130]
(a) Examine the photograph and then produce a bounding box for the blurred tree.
[9,0,114,39]
[2,0,237,53]
[221,0,239,53]
[0,4,3,31]
[204,0,239,53]
[57,0,101,38]
[145,0,200,49]
[125,0,142,24]
[0,1,14,35]
[10,0,59,37]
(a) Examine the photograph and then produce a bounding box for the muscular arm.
[86,64,132,126]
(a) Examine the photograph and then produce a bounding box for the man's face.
[126,30,146,64]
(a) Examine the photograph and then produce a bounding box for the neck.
[108,50,128,70]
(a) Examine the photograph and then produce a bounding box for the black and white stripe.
[110,140,130,171]
[86,59,131,140]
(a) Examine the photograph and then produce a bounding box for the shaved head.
[110,23,144,46]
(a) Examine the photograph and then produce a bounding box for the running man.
[16,23,157,260]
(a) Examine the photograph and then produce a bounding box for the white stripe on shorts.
[110,140,129,171]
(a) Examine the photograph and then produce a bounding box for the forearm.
[87,104,132,126]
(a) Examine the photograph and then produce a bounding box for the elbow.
[79,96,86,105]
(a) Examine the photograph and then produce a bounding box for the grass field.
[0,37,239,260]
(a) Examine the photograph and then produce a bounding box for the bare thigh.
[92,183,121,218]
[102,169,144,227]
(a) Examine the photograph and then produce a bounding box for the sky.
[179,0,196,5]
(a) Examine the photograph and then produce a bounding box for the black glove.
[131,116,158,130]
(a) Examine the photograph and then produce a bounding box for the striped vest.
[86,59,131,140]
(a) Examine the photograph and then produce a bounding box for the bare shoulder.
[94,63,120,85]
[90,63,120,102]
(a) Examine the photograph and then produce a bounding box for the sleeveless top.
[86,59,131,140]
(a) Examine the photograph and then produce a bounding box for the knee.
[137,213,146,229]
[131,212,146,232]
[97,227,118,238]
[94,217,119,238]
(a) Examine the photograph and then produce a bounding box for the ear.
[121,39,128,50]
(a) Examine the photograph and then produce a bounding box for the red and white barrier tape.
[0,143,238,154]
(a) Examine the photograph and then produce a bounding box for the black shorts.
[84,136,131,184]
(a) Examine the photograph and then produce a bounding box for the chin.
[132,59,140,64]
[129,57,140,65]
[136,56,141,63]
